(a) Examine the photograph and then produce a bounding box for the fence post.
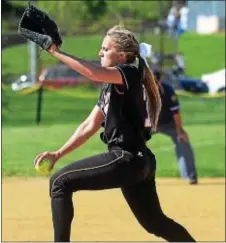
[36,85,43,125]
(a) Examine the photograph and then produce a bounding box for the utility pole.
[28,0,43,125]
[30,41,37,86]
[159,1,164,73]
[29,0,38,86]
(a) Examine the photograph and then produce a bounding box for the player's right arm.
[34,105,104,168]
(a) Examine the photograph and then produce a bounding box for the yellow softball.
[35,159,50,176]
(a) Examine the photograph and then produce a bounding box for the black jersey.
[158,82,180,125]
[144,82,180,127]
[97,64,146,153]
[143,82,180,141]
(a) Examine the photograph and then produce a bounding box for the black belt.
[108,144,146,156]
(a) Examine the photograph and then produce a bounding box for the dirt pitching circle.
[2,178,225,241]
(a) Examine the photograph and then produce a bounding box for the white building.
[187,1,225,34]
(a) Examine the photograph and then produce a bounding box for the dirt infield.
[2,178,225,242]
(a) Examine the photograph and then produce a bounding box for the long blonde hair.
[107,25,162,131]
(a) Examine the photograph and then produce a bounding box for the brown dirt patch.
[2,178,225,241]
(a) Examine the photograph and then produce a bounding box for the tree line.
[2,0,173,34]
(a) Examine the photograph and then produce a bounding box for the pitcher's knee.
[49,173,74,198]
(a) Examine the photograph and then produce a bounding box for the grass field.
[2,87,225,177]
[2,33,225,79]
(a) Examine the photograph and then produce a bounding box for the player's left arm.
[48,45,123,85]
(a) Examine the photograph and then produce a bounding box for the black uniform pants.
[49,148,195,242]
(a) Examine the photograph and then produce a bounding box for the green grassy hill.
[2,33,225,79]
[179,33,225,78]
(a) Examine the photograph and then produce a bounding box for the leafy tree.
[3,0,173,34]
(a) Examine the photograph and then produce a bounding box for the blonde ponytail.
[139,58,162,132]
